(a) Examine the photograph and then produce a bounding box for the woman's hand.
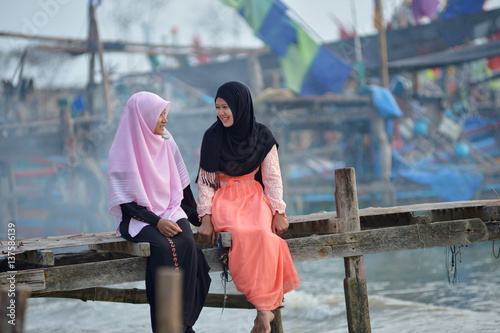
[198,214,216,244]
[271,213,288,235]
[157,219,183,238]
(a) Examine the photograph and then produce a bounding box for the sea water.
[24,242,500,332]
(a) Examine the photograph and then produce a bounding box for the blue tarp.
[367,85,403,119]
[392,150,484,201]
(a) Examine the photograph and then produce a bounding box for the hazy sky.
[1,0,499,87]
[0,0,383,48]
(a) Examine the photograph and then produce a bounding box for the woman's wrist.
[200,214,212,223]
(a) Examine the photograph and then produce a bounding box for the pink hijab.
[107,91,190,236]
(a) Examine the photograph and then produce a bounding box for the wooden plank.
[359,199,500,217]
[360,201,500,228]
[1,200,498,258]
[287,218,495,262]
[88,242,150,257]
[284,214,339,236]
[0,258,146,293]
[32,287,255,308]
[54,250,132,266]
[194,232,232,248]
[42,257,147,292]
[1,219,498,295]
[0,286,30,332]
[0,248,223,293]
[0,232,121,256]
[0,270,45,292]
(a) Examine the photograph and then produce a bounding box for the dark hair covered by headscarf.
[198,81,278,188]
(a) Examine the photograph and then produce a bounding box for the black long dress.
[119,185,211,333]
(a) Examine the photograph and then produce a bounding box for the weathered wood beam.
[2,200,498,257]
[0,270,45,292]
[283,214,339,237]
[286,218,498,262]
[0,248,222,292]
[0,286,30,332]
[1,220,498,293]
[32,287,254,309]
[23,250,54,266]
[0,258,146,292]
[194,232,232,248]
[0,232,122,256]
[54,250,132,266]
[88,242,150,257]
[335,168,371,333]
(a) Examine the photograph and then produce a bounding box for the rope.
[446,245,466,284]
[217,235,231,318]
[493,241,500,259]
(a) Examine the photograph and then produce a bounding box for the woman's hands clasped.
[157,218,183,238]
[272,213,289,235]
[198,214,216,244]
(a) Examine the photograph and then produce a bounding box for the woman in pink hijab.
[107,91,211,333]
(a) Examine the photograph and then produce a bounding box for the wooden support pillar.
[87,3,96,116]
[0,286,30,333]
[373,0,395,207]
[94,16,113,124]
[0,161,17,237]
[374,0,389,89]
[270,307,284,333]
[87,2,112,123]
[335,168,371,333]
[247,54,264,95]
[156,267,183,333]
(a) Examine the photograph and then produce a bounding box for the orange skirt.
[211,174,300,311]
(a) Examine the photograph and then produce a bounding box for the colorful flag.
[440,0,485,19]
[222,0,352,95]
[412,0,439,22]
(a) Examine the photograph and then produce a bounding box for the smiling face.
[154,108,168,135]
[216,97,234,127]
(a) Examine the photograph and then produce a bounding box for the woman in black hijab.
[197,81,300,333]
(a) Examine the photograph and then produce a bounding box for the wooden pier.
[1,168,500,332]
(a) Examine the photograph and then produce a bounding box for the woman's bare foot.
[250,310,275,333]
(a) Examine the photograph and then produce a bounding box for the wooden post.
[373,0,395,206]
[87,2,112,123]
[0,161,17,236]
[270,308,284,333]
[94,17,113,124]
[87,3,96,116]
[335,168,371,332]
[375,0,389,88]
[0,286,30,333]
[156,267,183,333]
[247,54,264,95]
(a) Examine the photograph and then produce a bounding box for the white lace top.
[197,145,286,217]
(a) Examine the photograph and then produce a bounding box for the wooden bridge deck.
[1,199,499,293]
[0,164,499,333]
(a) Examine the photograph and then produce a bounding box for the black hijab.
[198,81,278,188]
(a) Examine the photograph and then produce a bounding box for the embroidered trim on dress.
[167,237,179,272]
